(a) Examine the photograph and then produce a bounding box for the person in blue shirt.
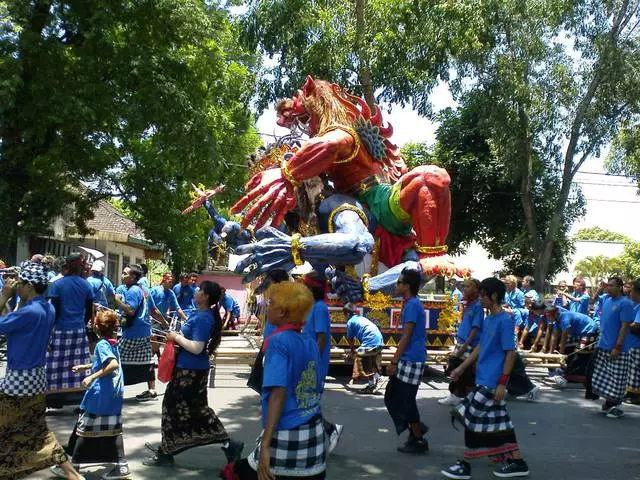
[223,281,325,480]
[553,280,571,309]
[503,275,527,339]
[60,310,130,479]
[220,287,241,330]
[546,305,598,354]
[520,301,549,353]
[149,273,188,363]
[86,260,115,309]
[144,281,243,469]
[301,272,343,455]
[625,280,640,404]
[449,278,463,311]
[590,276,634,418]
[559,276,590,315]
[517,292,543,351]
[522,275,539,304]
[441,278,484,406]
[443,277,530,479]
[173,273,197,312]
[260,269,290,340]
[0,260,84,480]
[138,263,150,290]
[114,264,156,401]
[45,253,95,408]
[344,303,384,393]
[384,268,428,455]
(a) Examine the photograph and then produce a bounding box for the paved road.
[18,362,639,480]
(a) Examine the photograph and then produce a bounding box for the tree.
[573,227,630,243]
[575,254,629,287]
[0,1,257,269]
[439,0,640,289]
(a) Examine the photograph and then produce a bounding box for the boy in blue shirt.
[87,259,115,308]
[449,278,463,311]
[503,275,527,340]
[559,276,590,315]
[625,280,640,404]
[591,276,634,418]
[440,278,484,406]
[173,273,196,312]
[344,303,384,393]
[384,268,429,454]
[220,287,241,330]
[443,277,530,479]
[522,275,539,304]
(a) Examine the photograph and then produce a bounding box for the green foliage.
[0,1,258,270]
[573,227,630,243]
[574,254,625,287]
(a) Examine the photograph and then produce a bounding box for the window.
[107,253,119,285]
[135,258,143,266]
[122,255,131,269]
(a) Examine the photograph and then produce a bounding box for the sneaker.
[50,465,83,479]
[142,452,175,467]
[606,406,625,419]
[360,384,375,394]
[221,440,244,463]
[136,390,158,402]
[493,459,529,477]
[438,393,462,406]
[441,460,472,479]
[552,376,568,389]
[397,437,429,454]
[327,423,344,454]
[525,385,540,402]
[102,464,132,479]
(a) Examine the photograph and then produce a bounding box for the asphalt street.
[18,360,640,480]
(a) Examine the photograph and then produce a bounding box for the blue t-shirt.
[46,275,94,331]
[400,296,427,362]
[149,286,180,316]
[524,289,539,303]
[221,293,241,318]
[262,330,322,430]
[592,293,608,325]
[628,305,640,350]
[505,289,525,309]
[139,277,150,290]
[525,311,543,335]
[0,296,54,370]
[302,300,332,380]
[457,299,484,345]
[120,284,150,339]
[598,295,634,352]
[176,309,215,370]
[346,315,383,348]
[569,292,590,315]
[87,274,115,308]
[553,309,597,337]
[476,310,516,389]
[173,284,196,311]
[80,339,124,415]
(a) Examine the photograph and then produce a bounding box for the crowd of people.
[1,252,639,480]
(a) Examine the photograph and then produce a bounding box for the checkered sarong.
[0,366,47,396]
[396,359,425,385]
[454,385,514,433]
[627,348,640,392]
[76,411,122,437]
[46,328,91,392]
[248,414,325,477]
[592,348,630,402]
[118,337,153,365]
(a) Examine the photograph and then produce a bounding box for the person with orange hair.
[54,310,131,479]
[222,281,326,480]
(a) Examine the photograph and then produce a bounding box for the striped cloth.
[0,366,47,397]
[454,385,514,433]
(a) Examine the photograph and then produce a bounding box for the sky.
[256,82,640,242]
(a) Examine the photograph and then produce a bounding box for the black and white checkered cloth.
[396,359,425,385]
[0,366,47,396]
[18,260,48,286]
[592,348,630,402]
[118,337,153,365]
[46,327,91,392]
[627,347,640,392]
[248,413,326,477]
[76,411,123,437]
[454,385,514,433]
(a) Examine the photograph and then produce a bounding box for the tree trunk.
[354,0,375,108]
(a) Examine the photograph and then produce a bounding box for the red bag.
[158,341,176,383]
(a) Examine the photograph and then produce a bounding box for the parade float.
[183,76,471,364]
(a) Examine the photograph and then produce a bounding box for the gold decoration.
[327,204,369,233]
[281,161,301,187]
[297,220,319,237]
[318,124,361,164]
[415,243,448,255]
[437,296,459,333]
[364,290,394,312]
[290,233,304,266]
[386,336,397,347]
[338,336,350,346]
[345,265,357,278]
[369,237,380,276]
[329,310,346,325]
[368,309,389,328]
